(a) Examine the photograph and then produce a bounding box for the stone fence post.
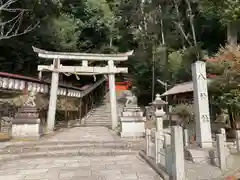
[236,130,240,153]
[155,131,161,164]
[220,128,226,143]
[184,129,189,147]
[171,126,185,180]
[146,129,151,156]
[145,106,152,120]
[164,133,172,175]
[155,108,165,133]
[216,134,227,170]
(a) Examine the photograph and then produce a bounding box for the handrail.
[81,78,106,97]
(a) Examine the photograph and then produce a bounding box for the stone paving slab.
[47,127,119,142]
[0,155,162,180]
[0,127,162,180]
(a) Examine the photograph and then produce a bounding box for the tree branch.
[159,4,165,45]
[184,0,197,47]
[172,0,186,48]
[0,0,39,40]
[0,21,39,40]
[0,0,17,10]
[173,21,193,46]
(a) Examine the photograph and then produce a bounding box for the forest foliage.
[0,0,239,103]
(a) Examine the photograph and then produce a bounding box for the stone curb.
[139,150,170,180]
[0,144,143,154]
[0,151,138,164]
[1,140,143,148]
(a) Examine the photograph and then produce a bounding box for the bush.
[172,103,194,124]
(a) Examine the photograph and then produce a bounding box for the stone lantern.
[150,94,168,132]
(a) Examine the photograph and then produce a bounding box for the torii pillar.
[108,60,118,130]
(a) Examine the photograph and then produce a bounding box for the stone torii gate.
[33,47,133,132]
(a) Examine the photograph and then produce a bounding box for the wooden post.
[46,59,60,133]
[64,89,68,125]
[90,92,93,109]
[78,97,82,124]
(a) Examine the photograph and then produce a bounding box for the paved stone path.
[47,127,118,141]
[0,127,162,180]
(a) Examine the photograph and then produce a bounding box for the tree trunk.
[228,106,236,129]
[227,22,238,45]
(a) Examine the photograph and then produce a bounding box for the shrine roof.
[161,79,213,97]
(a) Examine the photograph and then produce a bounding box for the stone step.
[0,148,139,162]
[90,111,108,114]
[84,121,111,124]
[87,119,110,121]
[89,114,110,117]
[2,140,143,148]
[84,124,111,127]
[79,124,112,128]
[85,117,110,120]
[84,120,111,123]
[91,109,110,112]
[89,117,111,120]
[84,119,110,121]
[89,116,110,119]
[86,116,111,121]
[90,112,111,115]
[92,112,110,114]
[85,119,110,121]
[85,117,110,119]
[0,142,143,155]
[84,122,111,125]
[91,107,107,109]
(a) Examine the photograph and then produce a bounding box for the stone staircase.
[0,140,144,162]
[83,92,124,128]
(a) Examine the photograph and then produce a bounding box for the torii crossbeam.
[33,47,133,132]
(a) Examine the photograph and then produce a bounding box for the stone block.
[120,132,145,138]
[123,107,141,112]
[120,120,145,138]
[185,148,212,164]
[120,116,146,122]
[12,123,41,140]
[184,146,230,166]
[67,120,78,127]
[125,104,138,108]
[121,111,143,117]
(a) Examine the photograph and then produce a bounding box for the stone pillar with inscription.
[192,61,212,148]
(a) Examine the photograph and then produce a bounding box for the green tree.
[199,0,240,44]
[208,45,240,128]
[0,0,60,75]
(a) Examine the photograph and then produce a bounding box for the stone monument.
[120,92,146,137]
[192,61,212,148]
[12,91,41,140]
[184,61,219,166]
